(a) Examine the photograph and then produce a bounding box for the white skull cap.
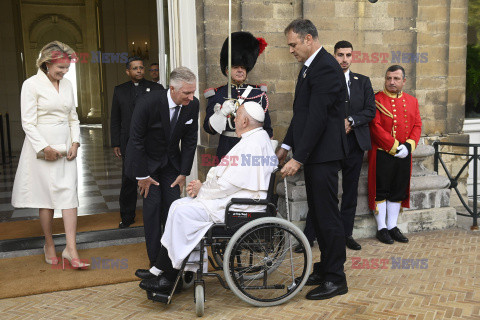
[242,101,265,122]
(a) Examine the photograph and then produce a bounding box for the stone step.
[288,207,457,240]
[277,188,452,222]
[0,227,145,259]
[276,174,450,202]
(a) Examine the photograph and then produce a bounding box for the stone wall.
[195,0,469,207]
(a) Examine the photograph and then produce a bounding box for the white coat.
[11,69,80,209]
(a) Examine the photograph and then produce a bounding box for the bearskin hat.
[220,31,267,76]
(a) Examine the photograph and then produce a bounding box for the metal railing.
[433,141,479,230]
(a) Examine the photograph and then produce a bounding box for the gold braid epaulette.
[375,101,393,119]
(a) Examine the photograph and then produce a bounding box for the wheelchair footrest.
[146,290,171,304]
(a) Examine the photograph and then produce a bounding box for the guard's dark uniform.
[203,83,273,159]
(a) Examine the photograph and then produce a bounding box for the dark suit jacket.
[125,90,199,179]
[283,47,348,164]
[347,71,376,151]
[110,79,164,154]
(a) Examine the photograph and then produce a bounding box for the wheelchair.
[145,168,313,317]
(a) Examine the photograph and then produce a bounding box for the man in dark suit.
[298,41,377,253]
[277,19,349,300]
[110,56,164,228]
[125,66,199,267]
[334,40,376,250]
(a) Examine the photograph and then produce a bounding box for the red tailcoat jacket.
[367,90,422,211]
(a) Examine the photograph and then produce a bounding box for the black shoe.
[297,272,325,286]
[139,275,183,293]
[119,220,134,228]
[388,227,409,243]
[294,244,303,253]
[345,236,361,250]
[135,269,157,280]
[294,240,313,253]
[306,281,348,300]
[376,228,394,244]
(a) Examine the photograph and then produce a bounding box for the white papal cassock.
[161,127,277,269]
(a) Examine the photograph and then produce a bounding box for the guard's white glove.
[394,144,409,158]
[220,100,237,116]
[209,103,227,134]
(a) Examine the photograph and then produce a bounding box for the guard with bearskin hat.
[203,31,273,160]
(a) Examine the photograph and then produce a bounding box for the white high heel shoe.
[62,248,90,270]
[43,245,59,265]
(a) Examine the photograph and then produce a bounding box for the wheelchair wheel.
[223,217,312,307]
[212,238,285,280]
[182,271,195,289]
[195,284,205,317]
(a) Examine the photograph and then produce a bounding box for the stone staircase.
[276,144,457,238]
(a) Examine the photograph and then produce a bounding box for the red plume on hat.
[257,37,268,55]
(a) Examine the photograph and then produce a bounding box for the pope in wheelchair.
[138,101,312,315]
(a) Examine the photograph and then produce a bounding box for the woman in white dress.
[11,41,88,269]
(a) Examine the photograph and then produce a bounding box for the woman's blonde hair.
[36,41,76,73]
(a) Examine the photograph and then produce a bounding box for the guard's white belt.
[221,131,237,138]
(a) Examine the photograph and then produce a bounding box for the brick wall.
[195,0,469,204]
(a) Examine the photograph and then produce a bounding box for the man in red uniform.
[368,65,422,244]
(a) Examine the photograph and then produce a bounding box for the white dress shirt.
[167,88,183,120]
[344,69,351,98]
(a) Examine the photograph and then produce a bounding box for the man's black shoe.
[376,228,394,244]
[294,244,303,253]
[294,240,313,253]
[135,269,157,280]
[139,275,183,293]
[345,236,361,250]
[119,220,134,229]
[296,272,324,286]
[306,281,348,300]
[388,227,409,243]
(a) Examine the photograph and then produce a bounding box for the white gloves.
[209,100,239,134]
[209,104,227,134]
[220,100,237,116]
[394,144,409,158]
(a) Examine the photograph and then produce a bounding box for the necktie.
[345,80,351,116]
[170,105,181,135]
